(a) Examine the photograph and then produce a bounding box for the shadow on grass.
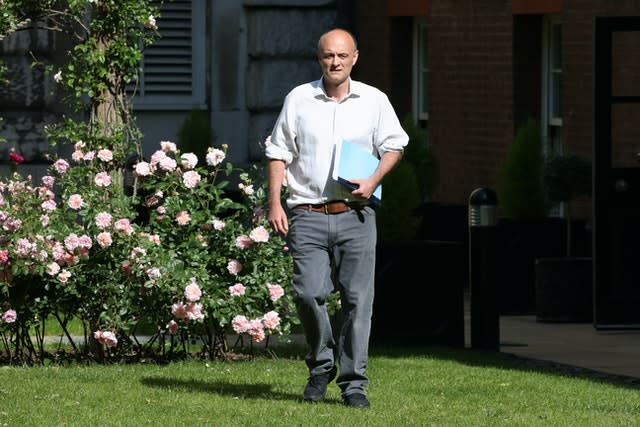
[139,376,343,405]
[369,344,640,391]
[226,341,640,392]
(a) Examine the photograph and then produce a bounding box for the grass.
[32,314,158,339]
[0,344,639,426]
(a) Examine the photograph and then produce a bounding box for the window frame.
[412,17,429,123]
[541,15,563,155]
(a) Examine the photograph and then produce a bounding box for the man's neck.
[323,79,350,102]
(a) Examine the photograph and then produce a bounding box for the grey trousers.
[288,206,377,397]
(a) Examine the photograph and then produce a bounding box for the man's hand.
[347,178,376,201]
[268,203,289,237]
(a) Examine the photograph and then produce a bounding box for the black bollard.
[468,187,499,350]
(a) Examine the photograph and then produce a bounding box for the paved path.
[498,314,640,380]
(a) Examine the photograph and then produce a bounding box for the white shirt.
[265,78,409,208]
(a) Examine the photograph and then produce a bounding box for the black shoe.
[343,393,370,408]
[303,366,337,402]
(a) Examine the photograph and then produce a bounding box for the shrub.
[496,118,546,219]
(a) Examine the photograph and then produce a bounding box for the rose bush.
[0,1,296,364]
[0,138,296,363]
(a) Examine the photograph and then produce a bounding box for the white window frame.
[412,17,429,122]
[130,0,207,111]
[541,15,562,156]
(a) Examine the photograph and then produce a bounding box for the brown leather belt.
[293,200,366,214]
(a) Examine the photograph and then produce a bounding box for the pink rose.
[67,194,84,210]
[96,232,113,248]
[160,141,176,153]
[262,311,280,330]
[72,150,83,162]
[180,153,198,169]
[53,159,70,174]
[205,148,225,166]
[182,170,201,188]
[2,309,17,324]
[57,269,71,283]
[249,226,269,243]
[41,175,55,188]
[158,156,177,172]
[228,283,246,297]
[235,235,252,249]
[227,259,242,275]
[176,211,191,226]
[184,279,202,302]
[172,302,187,320]
[185,303,204,321]
[97,149,113,162]
[247,318,265,343]
[94,171,112,187]
[94,330,118,347]
[267,283,285,302]
[166,320,178,335]
[114,218,134,235]
[95,212,112,229]
[41,199,57,212]
[231,315,249,334]
[134,162,152,177]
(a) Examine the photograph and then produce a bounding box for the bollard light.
[468,187,499,350]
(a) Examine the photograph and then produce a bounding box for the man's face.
[317,31,358,87]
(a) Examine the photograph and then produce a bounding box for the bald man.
[266,28,408,409]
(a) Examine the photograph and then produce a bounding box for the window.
[129,0,207,111]
[542,16,563,216]
[542,16,562,155]
[413,17,429,122]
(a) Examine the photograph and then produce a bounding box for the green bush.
[496,118,546,219]
[401,115,439,202]
[177,108,217,162]
[376,160,422,242]
[376,116,438,242]
[542,152,592,256]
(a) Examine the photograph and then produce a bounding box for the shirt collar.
[313,77,360,101]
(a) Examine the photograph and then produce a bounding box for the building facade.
[2,0,640,218]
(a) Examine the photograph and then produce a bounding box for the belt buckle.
[324,203,329,214]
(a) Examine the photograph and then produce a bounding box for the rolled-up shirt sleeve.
[265,141,293,164]
[265,93,297,165]
[374,92,409,157]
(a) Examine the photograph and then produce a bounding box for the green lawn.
[0,345,638,426]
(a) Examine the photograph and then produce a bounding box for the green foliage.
[543,153,592,204]
[177,108,217,163]
[376,161,422,242]
[542,153,592,256]
[401,115,439,202]
[376,116,438,242]
[496,118,546,219]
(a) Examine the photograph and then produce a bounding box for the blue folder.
[332,140,382,206]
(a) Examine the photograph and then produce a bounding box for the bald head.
[317,28,358,53]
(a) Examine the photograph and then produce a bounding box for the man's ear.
[352,50,359,65]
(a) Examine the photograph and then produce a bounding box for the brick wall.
[351,1,393,92]
[428,0,514,204]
